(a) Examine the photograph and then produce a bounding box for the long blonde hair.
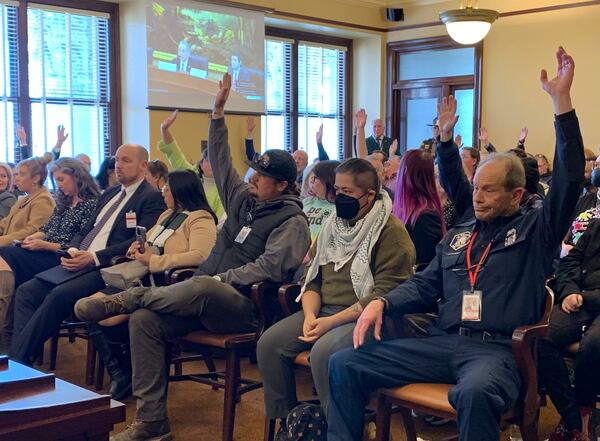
[0,163,13,192]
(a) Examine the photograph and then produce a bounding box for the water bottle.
[508,424,523,441]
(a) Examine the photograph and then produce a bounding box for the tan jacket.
[0,187,55,246]
[147,208,217,273]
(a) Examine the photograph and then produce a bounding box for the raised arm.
[355,109,368,158]
[157,110,196,172]
[538,46,585,253]
[245,116,256,161]
[316,124,329,161]
[436,96,474,218]
[209,73,248,213]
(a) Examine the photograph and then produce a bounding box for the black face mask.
[592,167,600,188]
[335,192,368,220]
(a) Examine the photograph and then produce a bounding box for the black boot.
[87,323,132,400]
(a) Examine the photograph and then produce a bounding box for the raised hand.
[355,108,367,130]
[316,123,323,145]
[454,134,462,147]
[160,110,178,144]
[518,127,528,143]
[389,139,398,157]
[245,116,256,136]
[478,127,489,144]
[214,73,232,115]
[161,110,179,133]
[437,96,459,142]
[57,124,68,144]
[16,124,27,146]
[540,46,574,114]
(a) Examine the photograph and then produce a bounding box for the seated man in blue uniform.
[326,46,584,441]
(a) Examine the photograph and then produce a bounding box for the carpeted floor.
[45,338,563,441]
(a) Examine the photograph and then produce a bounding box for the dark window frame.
[14,0,120,160]
[386,36,482,153]
[266,26,353,159]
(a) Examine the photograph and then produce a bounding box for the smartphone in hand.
[56,248,73,259]
[135,226,147,254]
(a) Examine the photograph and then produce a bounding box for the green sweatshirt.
[158,139,225,220]
[303,214,416,308]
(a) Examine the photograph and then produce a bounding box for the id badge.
[126,211,137,228]
[235,226,252,244]
[461,290,482,322]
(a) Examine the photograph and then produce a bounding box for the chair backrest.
[251,281,285,342]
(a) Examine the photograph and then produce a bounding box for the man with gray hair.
[327,46,584,441]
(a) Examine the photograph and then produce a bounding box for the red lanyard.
[465,230,493,291]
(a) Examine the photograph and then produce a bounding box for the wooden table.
[0,355,125,440]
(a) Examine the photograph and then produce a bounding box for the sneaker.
[110,420,173,441]
[75,293,128,322]
[424,415,451,426]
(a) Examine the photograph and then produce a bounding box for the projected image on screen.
[146,1,265,113]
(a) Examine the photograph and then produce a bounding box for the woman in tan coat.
[80,168,218,400]
[0,157,54,247]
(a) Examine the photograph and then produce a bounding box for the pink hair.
[392,149,446,235]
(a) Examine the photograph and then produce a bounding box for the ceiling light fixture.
[440,1,498,45]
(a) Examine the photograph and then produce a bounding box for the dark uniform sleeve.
[537,110,585,257]
[437,139,473,219]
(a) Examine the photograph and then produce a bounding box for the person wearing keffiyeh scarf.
[257,158,416,430]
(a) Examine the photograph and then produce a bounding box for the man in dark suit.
[9,144,166,364]
[227,54,254,92]
[365,118,394,157]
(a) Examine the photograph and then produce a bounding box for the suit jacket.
[69,180,166,267]
[366,135,394,157]
[0,188,55,246]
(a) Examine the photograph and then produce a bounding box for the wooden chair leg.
[95,357,105,391]
[222,349,240,441]
[68,326,76,343]
[519,415,539,441]
[85,339,97,386]
[375,394,392,441]
[263,417,276,441]
[49,334,59,370]
[398,406,418,441]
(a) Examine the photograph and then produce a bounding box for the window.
[262,38,292,151]
[0,3,18,164]
[28,6,111,173]
[262,29,351,161]
[0,1,118,174]
[387,36,482,153]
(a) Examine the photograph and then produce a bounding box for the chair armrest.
[510,287,553,425]
[250,281,283,341]
[278,284,301,317]
[110,255,132,266]
[165,267,198,285]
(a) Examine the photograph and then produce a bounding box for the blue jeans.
[327,330,521,441]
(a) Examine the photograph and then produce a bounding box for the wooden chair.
[167,278,282,441]
[373,286,555,441]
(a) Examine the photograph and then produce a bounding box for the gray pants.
[256,305,355,419]
[126,275,257,421]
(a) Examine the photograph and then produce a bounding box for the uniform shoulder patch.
[504,228,517,246]
[450,231,472,251]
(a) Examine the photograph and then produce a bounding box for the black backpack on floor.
[280,403,327,441]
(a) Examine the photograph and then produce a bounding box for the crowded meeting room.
[1,1,600,441]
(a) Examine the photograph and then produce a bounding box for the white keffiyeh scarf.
[299,191,392,301]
